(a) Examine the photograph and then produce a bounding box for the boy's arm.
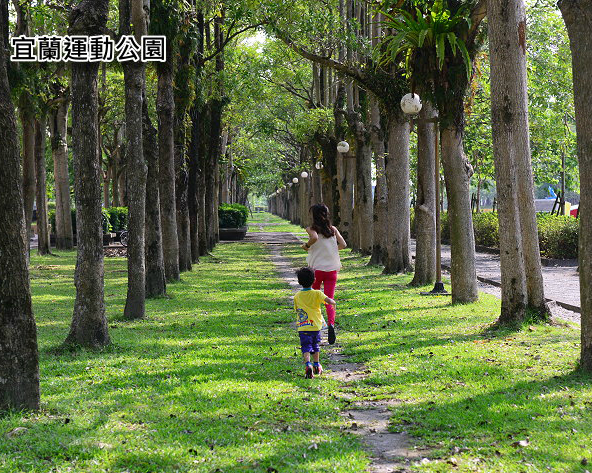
[324,296,336,306]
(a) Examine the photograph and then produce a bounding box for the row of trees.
[264,0,592,371]
[1,0,592,413]
[0,0,259,411]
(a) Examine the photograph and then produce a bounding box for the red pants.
[312,270,338,325]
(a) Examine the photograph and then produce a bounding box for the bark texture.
[20,105,35,244]
[34,117,51,255]
[65,0,110,347]
[347,110,374,254]
[410,102,437,286]
[558,0,592,371]
[384,115,413,274]
[50,95,73,250]
[143,103,166,298]
[488,0,533,322]
[369,95,388,265]
[157,61,180,281]
[0,1,39,410]
[440,125,478,303]
[121,0,147,320]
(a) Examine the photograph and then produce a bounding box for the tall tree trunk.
[157,61,180,281]
[338,154,354,245]
[369,95,387,265]
[35,116,51,255]
[206,99,223,251]
[65,0,110,347]
[20,104,35,245]
[143,102,166,298]
[0,0,39,410]
[559,0,592,371]
[188,104,201,264]
[384,114,412,274]
[488,0,534,322]
[440,124,478,303]
[353,128,373,254]
[121,0,147,320]
[123,63,147,319]
[50,96,73,250]
[176,125,192,272]
[410,102,437,286]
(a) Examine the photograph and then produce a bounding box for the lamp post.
[401,92,448,295]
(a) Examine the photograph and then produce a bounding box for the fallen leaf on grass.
[511,439,530,448]
[5,427,28,438]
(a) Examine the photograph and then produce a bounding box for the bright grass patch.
[3,214,592,472]
[248,211,307,236]
[282,243,592,472]
[0,244,367,473]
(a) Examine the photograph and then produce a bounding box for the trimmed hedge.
[219,203,248,228]
[411,210,578,259]
[536,213,578,259]
[49,207,115,235]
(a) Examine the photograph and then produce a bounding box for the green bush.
[219,203,248,228]
[473,212,499,248]
[537,213,578,259]
[49,208,113,235]
[435,211,577,259]
[106,207,128,232]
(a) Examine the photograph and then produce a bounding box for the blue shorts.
[299,331,321,353]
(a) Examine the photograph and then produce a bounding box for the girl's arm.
[302,227,318,252]
[332,226,347,250]
[324,296,336,306]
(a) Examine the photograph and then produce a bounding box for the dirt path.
[250,231,426,473]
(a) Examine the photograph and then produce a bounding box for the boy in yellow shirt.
[294,267,336,378]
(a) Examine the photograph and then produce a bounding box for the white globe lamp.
[401,93,422,115]
[337,140,350,153]
[292,177,299,184]
[315,161,324,170]
[300,171,309,178]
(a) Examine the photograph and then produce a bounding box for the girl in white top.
[302,204,347,344]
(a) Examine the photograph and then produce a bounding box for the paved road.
[411,240,581,313]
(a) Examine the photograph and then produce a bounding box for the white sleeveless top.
[306,233,341,272]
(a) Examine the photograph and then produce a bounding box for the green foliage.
[105,207,129,232]
[377,0,473,80]
[292,107,335,142]
[218,203,249,228]
[439,211,578,259]
[472,211,499,248]
[537,213,579,259]
[49,208,115,235]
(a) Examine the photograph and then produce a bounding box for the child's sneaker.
[313,362,323,375]
[328,324,336,345]
[304,362,314,379]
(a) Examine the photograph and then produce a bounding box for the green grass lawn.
[2,220,591,472]
[283,244,592,472]
[248,211,307,235]
[1,245,367,472]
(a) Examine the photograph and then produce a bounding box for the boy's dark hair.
[296,267,315,288]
